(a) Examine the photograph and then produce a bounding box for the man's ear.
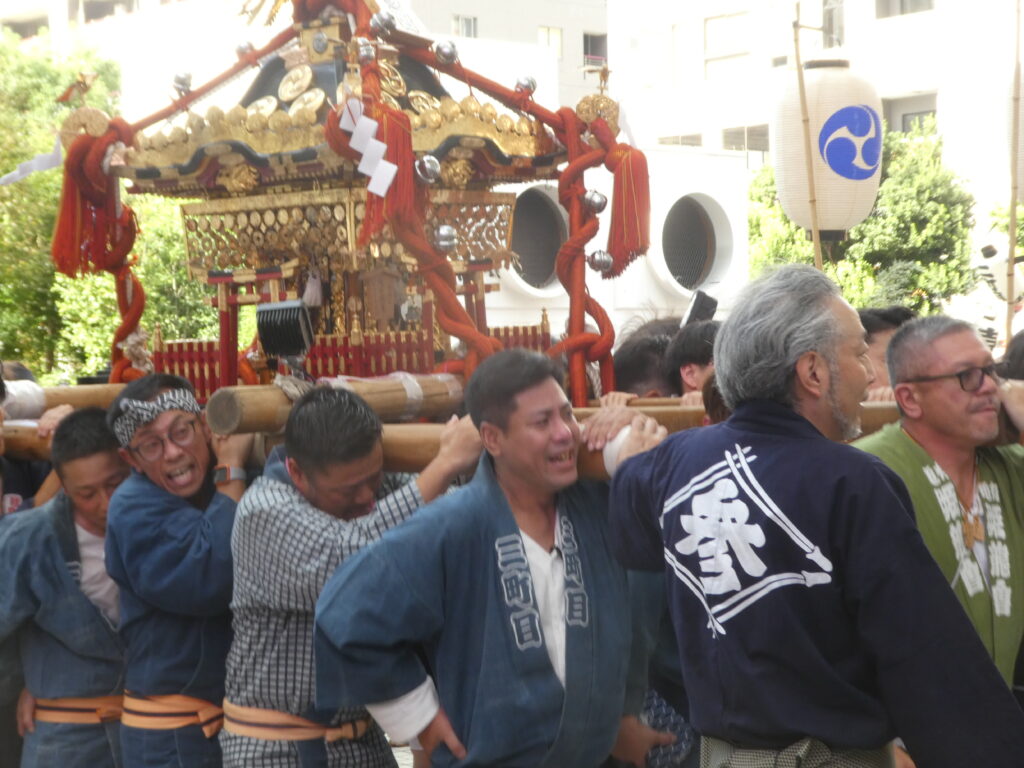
[119,446,141,474]
[794,350,828,400]
[199,411,213,443]
[284,456,305,487]
[479,421,503,456]
[680,364,700,392]
[893,382,922,419]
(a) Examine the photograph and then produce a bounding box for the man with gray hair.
[855,316,1024,701]
[608,265,1024,767]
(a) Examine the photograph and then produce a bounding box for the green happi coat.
[856,423,1024,685]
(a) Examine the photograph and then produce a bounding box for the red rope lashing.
[108,265,146,384]
[358,100,419,247]
[324,104,362,162]
[590,118,650,277]
[131,27,297,134]
[392,217,501,380]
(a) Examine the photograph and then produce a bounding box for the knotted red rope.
[52,117,146,383]
[314,4,501,380]
[544,107,616,403]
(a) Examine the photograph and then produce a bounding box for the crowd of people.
[3,264,1024,767]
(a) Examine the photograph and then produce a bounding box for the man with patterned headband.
[104,373,253,768]
[856,316,1024,704]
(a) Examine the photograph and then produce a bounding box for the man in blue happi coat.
[104,374,253,767]
[608,264,1024,768]
[314,349,669,767]
[0,407,130,767]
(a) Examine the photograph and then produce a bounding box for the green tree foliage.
[990,204,1024,258]
[0,30,220,382]
[0,29,118,374]
[749,116,976,313]
[54,195,220,378]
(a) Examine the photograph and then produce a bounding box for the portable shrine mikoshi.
[50,0,651,409]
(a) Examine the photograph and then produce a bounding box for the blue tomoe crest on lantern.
[817,105,882,181]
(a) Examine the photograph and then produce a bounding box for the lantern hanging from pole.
[772,59,883,240]
[976,244,1024,303]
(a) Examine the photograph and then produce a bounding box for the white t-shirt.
[367,512,569,743]
[75,523,120,626]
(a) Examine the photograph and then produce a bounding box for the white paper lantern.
[976,244,1024,303]
[772,60,883,239]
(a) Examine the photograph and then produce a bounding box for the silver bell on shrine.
[435,40,459,65]
[415,155,442,184]
[434,224,458,252]
[586,250,613,273]
[583,190,607,214]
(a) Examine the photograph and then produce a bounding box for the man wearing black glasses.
[104,374,253,767]
[856,316,1024,707]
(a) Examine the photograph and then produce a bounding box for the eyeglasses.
[901,364,1003,393]
[130,419,199,462]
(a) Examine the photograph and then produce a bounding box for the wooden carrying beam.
[205,375,465,435]
[6,403,903,473]
[4,383,126,420]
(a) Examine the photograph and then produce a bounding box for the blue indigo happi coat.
[0,493,123,767]
[105,470,235,767]
[314,454,629,768]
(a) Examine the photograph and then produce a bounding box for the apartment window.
[538,26,563,59]
[704,13,750,81]
[876,0,933,18]
[583,33,607,66]
[883,93,936,132]
[659,134,703,147]
[823,0,844,48]
[722,125,769,152]
[901,110,934,131]
[452,14,477,38]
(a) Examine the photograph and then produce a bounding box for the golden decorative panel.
[423,190,515,264]
[180,188,364,271]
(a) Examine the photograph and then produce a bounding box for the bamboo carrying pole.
[793,2,824,270]
[1009,0,1022,342]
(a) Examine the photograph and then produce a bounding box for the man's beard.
[827,367,862,443]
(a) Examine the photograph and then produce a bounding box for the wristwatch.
[214,465,246,486]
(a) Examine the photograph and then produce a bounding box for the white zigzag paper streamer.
[0,135,62,186]
[339,98,397,197]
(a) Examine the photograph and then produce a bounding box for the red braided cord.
[130,27,297,134]
[402,47,565,131]
[314,1,500,378]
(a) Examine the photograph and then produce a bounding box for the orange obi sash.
[121,693,223,738]
[222,699,371,742]
[34,695,123,725]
